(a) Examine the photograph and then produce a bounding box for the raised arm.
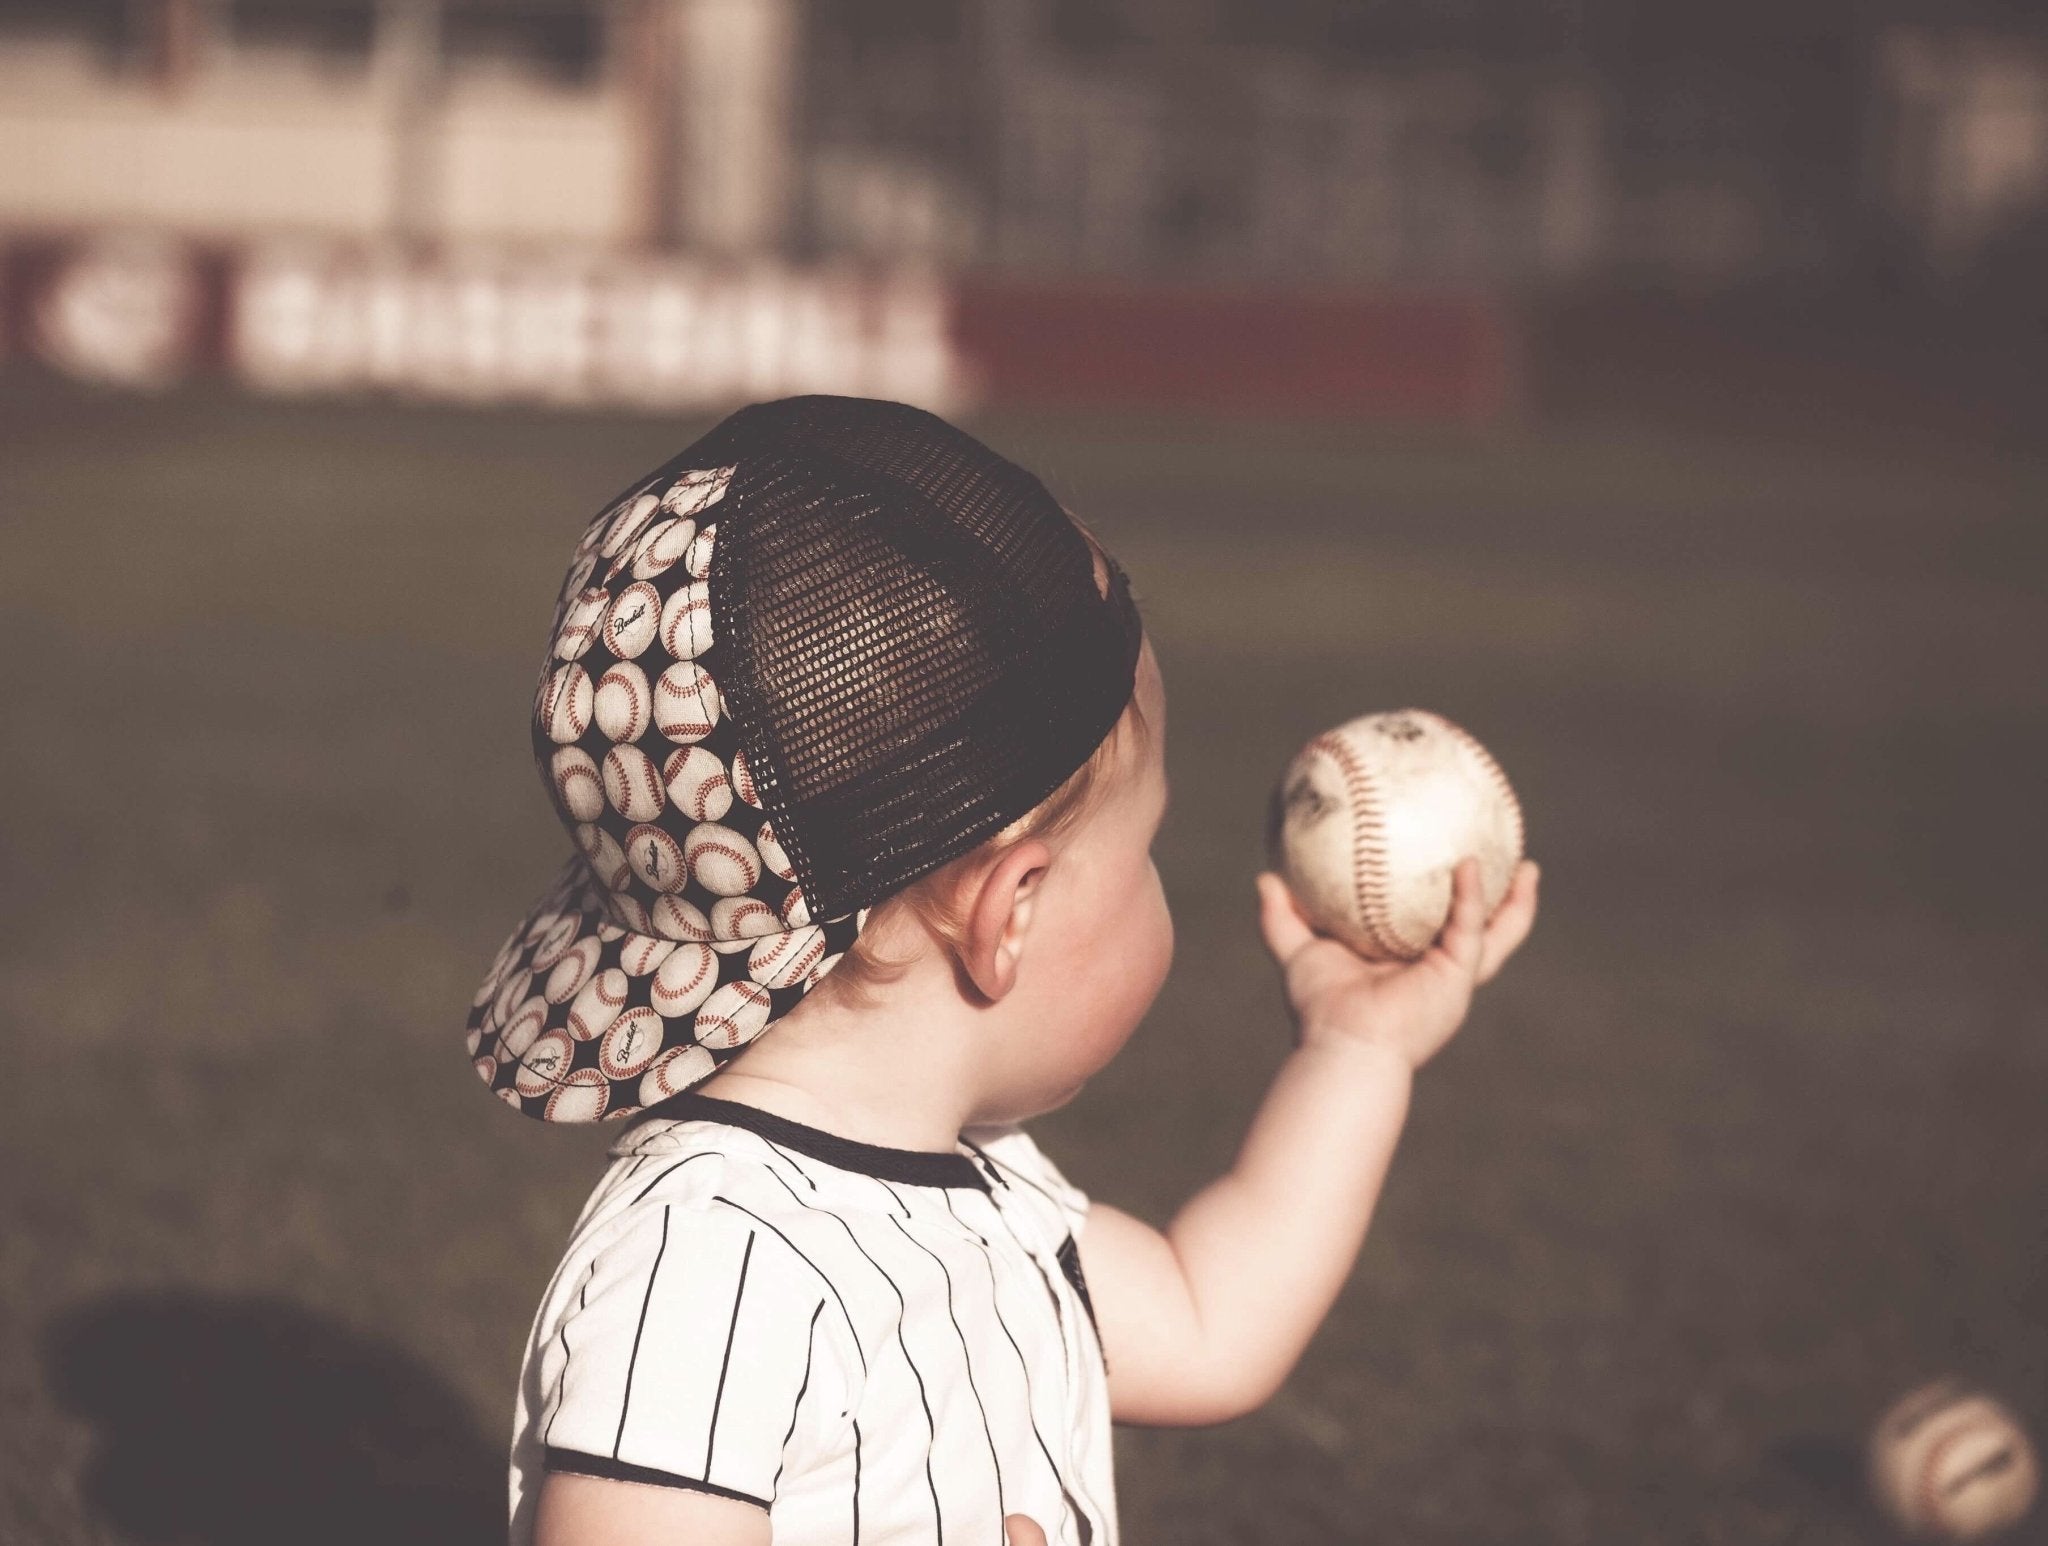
[1082,856,1539,1425]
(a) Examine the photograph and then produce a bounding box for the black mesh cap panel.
[685,396,1144,920]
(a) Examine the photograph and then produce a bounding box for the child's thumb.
[1256,872,1316,962]
[1004,1515,1050,1546]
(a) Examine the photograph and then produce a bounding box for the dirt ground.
[2,375,2044,1545]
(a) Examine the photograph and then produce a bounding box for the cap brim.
[465,857,862,1123]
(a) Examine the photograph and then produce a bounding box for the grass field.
[3,374,2045,1544]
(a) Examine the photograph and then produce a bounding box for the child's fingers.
[1476,860,1540,985]
[1255,872,1317,963]
[1432,857,1489,976]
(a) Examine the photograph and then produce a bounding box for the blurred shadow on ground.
[44,1292,500,1546]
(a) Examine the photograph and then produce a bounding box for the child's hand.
[1256,856,1540,1071]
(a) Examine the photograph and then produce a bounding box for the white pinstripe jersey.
[508,1094,1117,1546]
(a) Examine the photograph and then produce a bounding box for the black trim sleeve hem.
[543,1446,770,1509]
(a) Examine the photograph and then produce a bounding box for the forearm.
[1161,1032,1413,1411]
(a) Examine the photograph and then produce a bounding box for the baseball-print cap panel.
[692,396,1143,920]
[471,395,1142,1124]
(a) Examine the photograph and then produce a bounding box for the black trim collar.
[651,1093,990,1191]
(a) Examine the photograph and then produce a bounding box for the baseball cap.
[465,395,1144,1122]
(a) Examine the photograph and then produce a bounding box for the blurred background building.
[2,0,2045,423]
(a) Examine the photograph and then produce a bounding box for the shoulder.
[961,1123,1090,1234]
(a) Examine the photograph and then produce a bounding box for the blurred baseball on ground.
[1267,709,1524,961]
[1869,1381,2038,1541]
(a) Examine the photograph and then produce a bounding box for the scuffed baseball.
[1870,1382,2039,1541]
[1268,709,1523,962]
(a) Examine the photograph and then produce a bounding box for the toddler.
[465,396,1540,1545]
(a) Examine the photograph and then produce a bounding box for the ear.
[959,839,1052,1003]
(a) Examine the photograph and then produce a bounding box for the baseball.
[649,941,719,1016]
[694,980,773,1049]
[625,823,689,893]
[1870,1382,2039,1541]
[602,581,661,660]
[544,936,602,1003]
[631,517,695,579]
[545,1067,611,1123]
[654,660,721,743]
[600,1005,664,1080]
[1268,709,1524,962]
[730,747,762,807]
[756,821,797,882]
[685,822,762,896]
[549,746,606,823]
[663,745,733,821]
[513,1030,576,1097]
[750,926,827,989]
[659,580,715,660]
[685,523,717,580]
[650,894,712,943]
[663,465,732,519]
[601,744,666,822]
[639,1044,716,1107]
[574,823,632,892]
[528,912,581,973]
[538,663,593,744]
[617,934,677,977]
[710,895,781,941]
[593,661,651,743]
[554,587,609,661]
[566,967,629,1041]
[600,491,661,559]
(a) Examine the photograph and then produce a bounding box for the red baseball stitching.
[652,949,714,1010]
[1440,718,1526,868]
[689,838,760,891]
[1304,733,1406,960]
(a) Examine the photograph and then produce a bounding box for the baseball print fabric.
[467,462,865,1122]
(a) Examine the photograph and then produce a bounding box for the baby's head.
[466,396,1166,1126]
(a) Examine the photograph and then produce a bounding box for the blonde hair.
[813,520,1147,1009]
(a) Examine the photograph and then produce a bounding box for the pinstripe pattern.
[508,1101,1117,1546]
